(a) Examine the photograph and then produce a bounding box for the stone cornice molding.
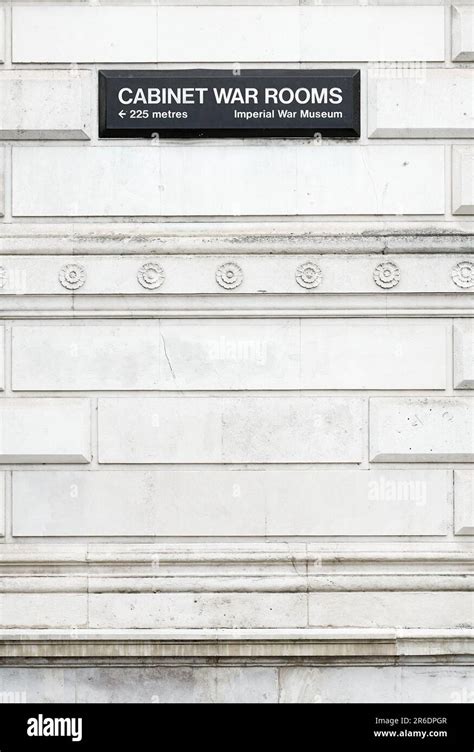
[0,629,471,663]
[0,223,473,255]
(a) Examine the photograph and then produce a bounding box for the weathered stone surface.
[0,594,87,628]
[279,666,474,703]
[454,321,474,389]
[98,397,365,464]
[12,6,157,63]
[370,398,474,462]
[157,6,444,62]
[152,319,446,391]
[368,70,474,137]
[6,665,276,704]
[12,146,445,216]
[299,320,446,390]
[452,4,474,61]
[0,10,4,64]
[0,221,471,256]
[0,326,3,391]
[12,6,444,63]
[89,593,308,629]
[0,472,4,537]
[71,667,278,704]
[454,471,474,535]
[309,592,473,629]
[12,468,449,537]
[0,399,91,463]
[12,324,161,390]
[0,71,91,140]
[453,147,474,215]
[0,148,4,216]
[0,665,472,704]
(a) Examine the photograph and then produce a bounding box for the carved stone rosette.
[216,262,243,290]
[58,263,86,291]
[295,262,322,289]
[373,261,400,289]
[137,262,165,290]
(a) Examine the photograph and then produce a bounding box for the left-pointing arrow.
[119,110,126,119]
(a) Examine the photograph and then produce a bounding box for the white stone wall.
[0,0,472,703]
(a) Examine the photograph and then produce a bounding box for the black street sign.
[99,69,360,138]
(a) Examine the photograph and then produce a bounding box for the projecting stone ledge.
[0,223,473,255]
[0,629,471,662]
